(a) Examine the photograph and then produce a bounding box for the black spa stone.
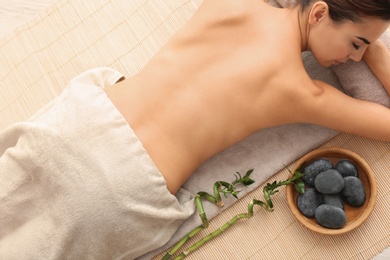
[302,158,333,186]
[342,176,366,207]
[315,204,347,229]
[314,169,345,194]
[297,188,322,218]
[323,194,344,209]
[335,159,359,178]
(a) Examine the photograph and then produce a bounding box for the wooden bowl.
[286,147,377,235]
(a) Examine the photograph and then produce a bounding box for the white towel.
[0,68,195,260]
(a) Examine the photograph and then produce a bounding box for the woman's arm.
[363,38,390,95]
[302,80,390,142]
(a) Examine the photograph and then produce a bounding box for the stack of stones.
[297,158,366,229]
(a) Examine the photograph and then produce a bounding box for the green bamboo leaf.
[245,169,254,176]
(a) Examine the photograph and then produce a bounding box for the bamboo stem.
[174,213,249,260]
[161,169,305,260]
[162,225,205,260]
[195,195,209,228]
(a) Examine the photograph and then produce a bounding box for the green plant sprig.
[162,169,305,260]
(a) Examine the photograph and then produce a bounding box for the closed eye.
[352,43,361,50]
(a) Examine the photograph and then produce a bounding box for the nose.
[348,47,366,62]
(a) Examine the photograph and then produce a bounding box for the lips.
[333,60,343,66]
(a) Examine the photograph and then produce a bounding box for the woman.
[105,0,390,195]
[1,0,389,259]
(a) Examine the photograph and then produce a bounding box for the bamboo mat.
[155,133,390,259]
[0,0,389,259]
[0,0,55,37]
[0,0,202,130]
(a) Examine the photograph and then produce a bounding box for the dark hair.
[298,0,390,22]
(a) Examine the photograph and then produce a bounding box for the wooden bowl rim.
[286,147,377,235]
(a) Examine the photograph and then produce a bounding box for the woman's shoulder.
[197,0,273,21]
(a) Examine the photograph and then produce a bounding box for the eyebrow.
[356,36,371,45]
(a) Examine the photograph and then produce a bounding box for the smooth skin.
[105,0,390,194]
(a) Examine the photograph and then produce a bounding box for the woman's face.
[308,14,389,67]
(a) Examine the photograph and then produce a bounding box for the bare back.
[105,0,390,194]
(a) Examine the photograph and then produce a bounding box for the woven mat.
[0,0,202,129]
[1,0,389,259]
[0,0,55,37]
[154,133,390,259]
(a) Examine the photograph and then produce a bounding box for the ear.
[308,1,329,25]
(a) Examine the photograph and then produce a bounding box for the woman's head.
[298,0,390,22]
[298,0,390,67]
